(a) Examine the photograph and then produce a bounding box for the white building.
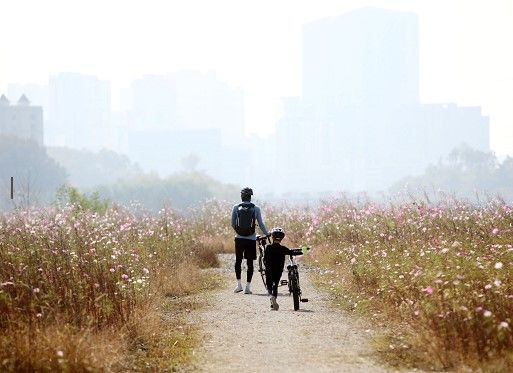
[275,8,490,193]
[48,73,111,150]
[0,94,43,145]
[122,71,244,146]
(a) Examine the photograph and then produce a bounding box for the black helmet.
[240,187,253,196]
[270,227,285,240]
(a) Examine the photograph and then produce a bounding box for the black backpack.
[235,203,256,236]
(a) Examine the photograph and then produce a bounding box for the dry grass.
[0,206,222,372]
[164,262,207,297]
[123,269,217,372]
[197,235,233,254]
[193,241,222,268]
[0,325,124,372]
[0,263,219,372]
[305,199,513,371]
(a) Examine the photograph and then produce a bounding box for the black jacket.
[264,243,303,273]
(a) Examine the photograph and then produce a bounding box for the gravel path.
[189,254,393,372]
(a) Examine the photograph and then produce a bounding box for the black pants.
[235,238,256,282]
[265,267,283,297]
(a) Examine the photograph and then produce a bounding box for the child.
[264,227,303,310]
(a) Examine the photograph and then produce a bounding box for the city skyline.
[0,7,492,198]
[0,0,512,155]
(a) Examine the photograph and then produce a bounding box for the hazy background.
[1,0,512,209]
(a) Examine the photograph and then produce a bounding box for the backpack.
[235,203,256,236]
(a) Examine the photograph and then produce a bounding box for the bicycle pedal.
[280,280,288,285]
[301,298,309,302]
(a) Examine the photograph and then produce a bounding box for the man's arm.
[255,206,268,236]
[231,205,237,230]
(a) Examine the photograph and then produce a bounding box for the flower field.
[0,205,219,371]
[2,197,512,371]
[200,198,513,370]
[286,199,513,370]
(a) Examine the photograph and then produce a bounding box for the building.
[7,84,49,116]
[0,94,43,145]
[121,71,246,180]
[122,71,244,146]
[303,8,419,108]
[48,73,111,150]
[274,8,489,193]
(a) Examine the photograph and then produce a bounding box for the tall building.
[0,94,43,145]
[122,71,245,179]
[303,8,419,108]
[48,73,111,150]
[121,75,176,129]
[172,71,244,146]
[122,71,244,145]
[275,8,489,193]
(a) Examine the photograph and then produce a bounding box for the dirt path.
[188,254,395,372]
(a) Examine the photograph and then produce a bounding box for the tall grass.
[194,198,513,369]
[0,205,218,371]
[303,199,513,370]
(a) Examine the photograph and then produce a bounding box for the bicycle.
[286,250,309,310]
[257,234,309,310]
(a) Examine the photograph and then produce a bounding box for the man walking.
[231,187,268,294]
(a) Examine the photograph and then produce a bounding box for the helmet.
[240,187,253,196]
[270,227,285,240]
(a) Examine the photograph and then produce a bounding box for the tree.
[46,147,142,188]
[97,171,239,211]
[0,136,67,210]
[390,144,513,203]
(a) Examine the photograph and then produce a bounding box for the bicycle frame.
[257,235,270,288]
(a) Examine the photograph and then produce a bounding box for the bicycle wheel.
[289,273,300,311]
[258,255,266,288]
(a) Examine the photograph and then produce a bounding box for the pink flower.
[422,286,433,295]
[121,274,129,280]
[492,228,499,235]
[498,321,509,330]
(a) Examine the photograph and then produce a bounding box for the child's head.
[270,227,285,243]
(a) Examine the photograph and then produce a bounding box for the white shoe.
[244,283,252,294]
[270,296,279,310]
[234,283,243,293]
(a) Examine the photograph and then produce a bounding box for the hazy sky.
[1,0,512,154]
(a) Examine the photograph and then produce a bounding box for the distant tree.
[55,185,109,214]
[47,147,142,189]
[97,171,238,211]
[0,136,67,210]
[391,144,513,202]
[494,156,513,201]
